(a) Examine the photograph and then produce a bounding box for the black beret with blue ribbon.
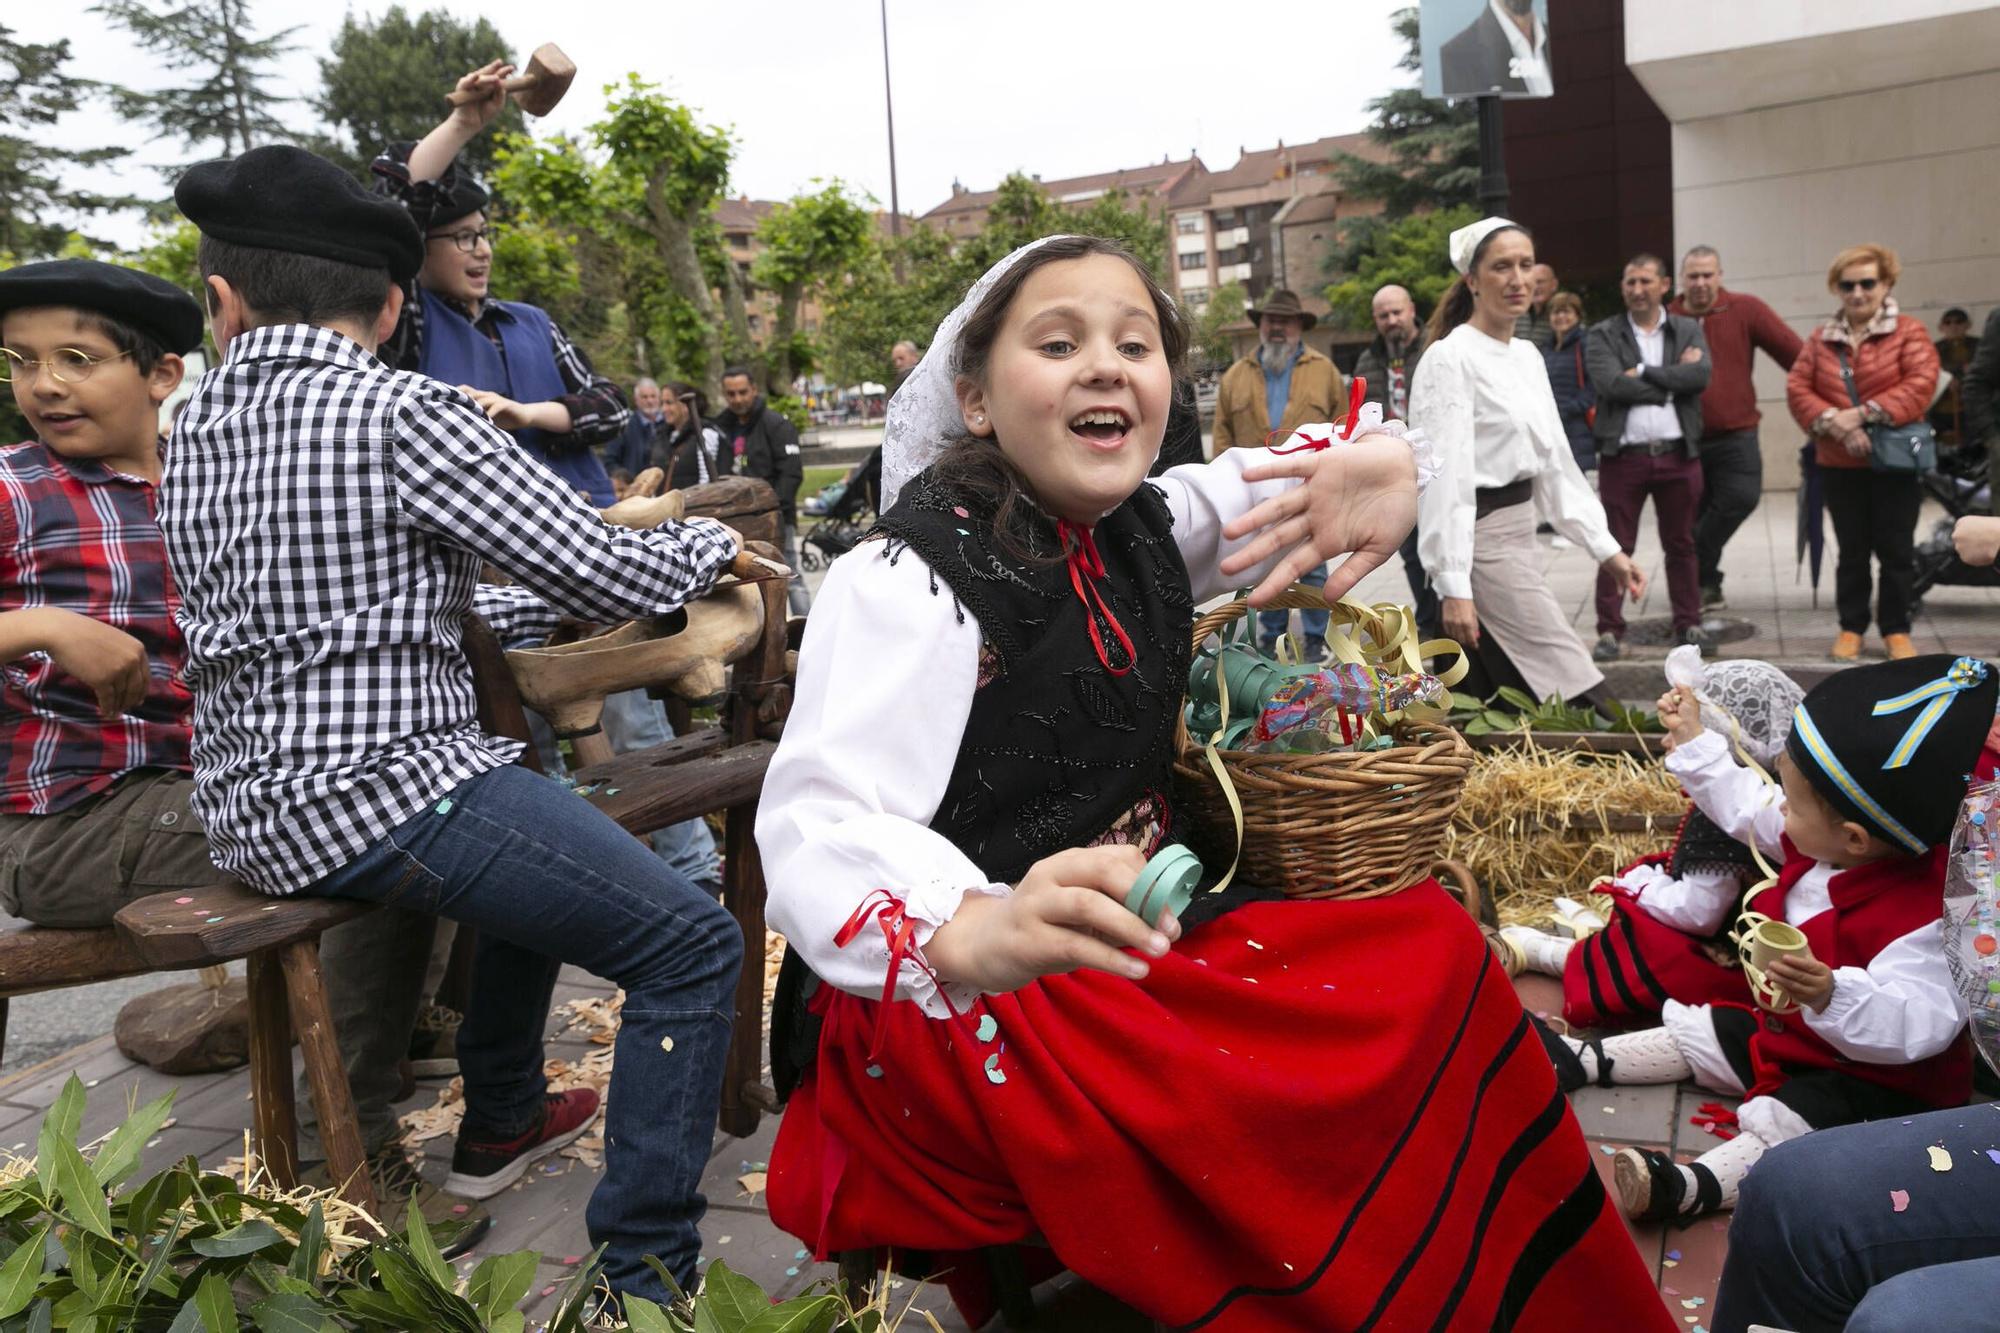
[1786,655,1997,853]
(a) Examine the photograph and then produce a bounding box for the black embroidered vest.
[875,468,1194,883]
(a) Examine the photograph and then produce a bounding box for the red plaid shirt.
[0,440,191,814]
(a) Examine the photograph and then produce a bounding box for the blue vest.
[417,289,615,505]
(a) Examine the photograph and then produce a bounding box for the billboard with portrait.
[1421,0,1554,100]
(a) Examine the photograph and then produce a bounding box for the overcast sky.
[32,0,1409,247]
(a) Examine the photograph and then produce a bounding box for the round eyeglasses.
[0,347,136,385]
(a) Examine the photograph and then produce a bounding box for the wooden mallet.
[445,43,576,118]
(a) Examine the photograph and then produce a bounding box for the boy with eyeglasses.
[0,260,226,927]
[373,59,626,507]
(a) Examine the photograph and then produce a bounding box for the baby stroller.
[1913,447,1999,605]
[799,446,880,572]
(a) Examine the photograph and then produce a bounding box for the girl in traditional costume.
[758,236,1671,1331]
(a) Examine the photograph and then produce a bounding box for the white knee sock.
[1553,896,1607,936]
[1565,1025,1693,1084]
[1678,1130,1771,1213]
[1501,925,1573,976]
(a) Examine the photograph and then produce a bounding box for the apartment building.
[920,156,1210,237]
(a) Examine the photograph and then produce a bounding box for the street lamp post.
[881,0,903,259]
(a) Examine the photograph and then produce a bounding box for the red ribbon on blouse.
[1266,375,1367,453]
[1055,519,1135,677]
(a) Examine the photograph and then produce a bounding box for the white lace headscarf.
[1664,646,1805,767]
[881,236,1077,513]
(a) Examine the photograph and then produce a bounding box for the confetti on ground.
[1891,1189,1910,1212]
[786,1266,800,1277]
[1666,1249,1681,1261]
[738,1171,767,1197]
[540,1286,557,1297]
[1929,1144,1953,1172]
[606,787,621,796]
[205,916,223,923]
[1662,1259,1678,1268]
[718,1236,731,1244]
[563,1255,582,1266]
[983,1054,1006,1085]
[865,1064,884,1079]
[1602,1106,1616,1114]
[173,896,193,904]
[660,1035,674,1053]
[452,1204,469,1215]
[975,1014,998,1043]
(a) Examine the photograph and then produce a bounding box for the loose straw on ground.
[1442,741,1686,927]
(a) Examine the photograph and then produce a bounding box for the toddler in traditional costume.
[1498,653,1802,1028]
[759,236,1672,1332]
[1548,654,1994,1224]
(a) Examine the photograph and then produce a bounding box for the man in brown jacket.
[1212,289,1344,655]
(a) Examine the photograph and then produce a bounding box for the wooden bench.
[0,883,377,1212]
[461,540,791,1138]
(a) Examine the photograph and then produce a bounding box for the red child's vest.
[1726,841,1970,1108]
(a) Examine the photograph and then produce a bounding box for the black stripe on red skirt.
[1171,951,1493,1331]
[1616,914,1672,1007]
[1493,1160,1614,1331]
[1599,918,1647,1016]
[1425,1084,1572,1331]
[1354,1016,1532,1328]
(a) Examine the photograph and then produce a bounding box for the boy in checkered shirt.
[162,145,745,1309]
[0,259,222,926]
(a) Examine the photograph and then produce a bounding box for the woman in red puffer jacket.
[1787,242,1939,663]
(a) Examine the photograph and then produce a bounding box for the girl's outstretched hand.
[924,846,1178,994]
[1219,432,1420,606]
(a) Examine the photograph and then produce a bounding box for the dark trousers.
[1714,1108,2000,1332]
[1694,427,1763,592]
[1595,447,1705,636]
[1395,527,1441,641]
[1821,466,1921,634]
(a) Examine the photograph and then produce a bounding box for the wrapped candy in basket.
[1172,590,1472,900]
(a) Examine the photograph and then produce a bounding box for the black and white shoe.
[1614,1147,1721,1224]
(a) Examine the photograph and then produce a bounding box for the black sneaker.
[1676,625,1713,651]
[1701,585,1727,611]
[302,1146,493,1259]
[1592,632,1622,662]
[407,1004,462,1078]
[446,1088,600,1199]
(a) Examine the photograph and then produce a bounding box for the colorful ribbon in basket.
[1187,590,1469,894]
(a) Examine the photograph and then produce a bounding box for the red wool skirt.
[768,880,1671,1332]
[1561,879,1753,1031]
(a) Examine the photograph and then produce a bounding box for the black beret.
[1786,654,1998,853]
[0,259,204,355]
[430,171,491,229]
[175,145,424,285]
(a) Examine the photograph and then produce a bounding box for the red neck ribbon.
[1055,519,1135,677]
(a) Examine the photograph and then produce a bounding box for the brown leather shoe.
[1830,631,1864,662]
[1883,632,1918,660]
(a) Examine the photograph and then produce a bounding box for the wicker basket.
[1170,589,1473,900]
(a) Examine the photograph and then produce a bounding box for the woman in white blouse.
[1410,217,1646,708]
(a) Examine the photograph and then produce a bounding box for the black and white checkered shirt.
[158,324,736,894]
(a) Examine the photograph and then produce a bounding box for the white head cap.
[1449,216,1521,275]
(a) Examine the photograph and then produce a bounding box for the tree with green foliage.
[495,78,747,399]
[95,0,301,164]
[1321,5,1479,310]
[0,24,136,261]
[1322,204,1478,328]
[1190,281,1248,371]
[818,172,1168,388]
[315,7,520,180]
[1331,7,1478,220]
[751,182,877,392]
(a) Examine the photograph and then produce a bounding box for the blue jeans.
[298,763,744,1301]
[1256,562,1330,645]
[532,689,722,891]
[1714,1107,2000,1332]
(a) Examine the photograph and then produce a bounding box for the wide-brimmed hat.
[1246,289,1318,330]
